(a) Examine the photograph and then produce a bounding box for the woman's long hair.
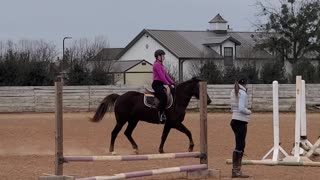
[234,81,240,98]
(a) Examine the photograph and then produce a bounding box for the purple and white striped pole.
[76,164,207,180]
[64,152,200,162]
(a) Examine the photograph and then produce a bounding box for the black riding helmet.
[238,75,248,85]
[154,49,165,58]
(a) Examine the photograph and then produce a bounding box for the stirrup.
[159,113,166,123]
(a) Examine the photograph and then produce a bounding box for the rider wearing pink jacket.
[152,49,174,123]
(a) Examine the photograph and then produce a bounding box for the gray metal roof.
[228,32,274,58]
[148,30,226,58]
[209,14,228,23]
[110,60,151,73]
[91,48,123,61]
[117,29,274,60]
[147,29,270,59]
[147,30,213,59]
[203,36,241,45]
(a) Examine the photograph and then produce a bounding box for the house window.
[142,62,146,65]
[224,47,233,66]
[224,47,233,57]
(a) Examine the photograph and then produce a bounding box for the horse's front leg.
[159,123,171,153]
[175,123,194,152]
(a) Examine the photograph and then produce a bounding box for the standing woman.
[230,77,251,178]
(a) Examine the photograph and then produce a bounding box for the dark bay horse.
[90,77,212,154]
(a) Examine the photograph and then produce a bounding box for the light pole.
[61,37,72,81]
[62,36,72,69]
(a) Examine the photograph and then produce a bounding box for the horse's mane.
[176,77,201,88]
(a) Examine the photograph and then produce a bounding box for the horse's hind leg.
[175,123,194,152]
[110,122,125,155]
[124,120,139,154]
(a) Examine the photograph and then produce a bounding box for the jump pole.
[64,152,202,162]
[226,159,320,166]
[76,164,208,180]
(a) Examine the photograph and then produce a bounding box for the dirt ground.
[0,112,320,180]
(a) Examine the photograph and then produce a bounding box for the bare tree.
[164,62,178,82]
[65,36,115,85]
[67,36,110,68]
[188,60,204,77]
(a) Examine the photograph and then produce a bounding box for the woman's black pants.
[230,119,248,152]
[152,80,167,114]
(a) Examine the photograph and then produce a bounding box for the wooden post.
[199,82,208,165]
[55,78,63,175]
[187,81,221,179]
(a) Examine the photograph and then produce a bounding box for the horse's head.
[177,77,212,105]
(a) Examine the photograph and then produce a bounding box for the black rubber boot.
[232,151,249,178]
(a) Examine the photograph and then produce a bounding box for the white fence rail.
[0,84,319,112]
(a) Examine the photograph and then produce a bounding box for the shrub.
[291,60,317,83]
[200,61,223,84]
[260,60,287,84]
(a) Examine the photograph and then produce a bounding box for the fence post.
[199,81,208,165]
[55,77,63,175]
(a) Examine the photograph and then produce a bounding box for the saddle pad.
[143,94,173,109]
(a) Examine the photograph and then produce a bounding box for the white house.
[116,14,274,82]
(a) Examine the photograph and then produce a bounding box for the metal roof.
[209,14,228,23]
[110,60,151,73]
[91,48,123,61]
[117,29,274,60]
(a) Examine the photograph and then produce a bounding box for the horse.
[90,77,212,154]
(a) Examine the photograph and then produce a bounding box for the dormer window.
[224,47,233,57]
[224,47,233,66]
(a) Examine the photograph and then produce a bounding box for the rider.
[152,49,175,123]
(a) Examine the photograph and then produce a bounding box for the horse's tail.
[90,94,120,122]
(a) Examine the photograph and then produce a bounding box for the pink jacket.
[153,60,174,85]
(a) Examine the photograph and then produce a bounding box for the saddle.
[143,85,173,109]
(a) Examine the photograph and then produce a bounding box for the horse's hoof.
[133,149,139,154]
[111,151,117,156]
[189,146,194,152]
[159,149,164,154]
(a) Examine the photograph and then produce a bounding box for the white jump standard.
[227,76,320,166]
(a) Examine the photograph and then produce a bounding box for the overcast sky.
[0,0,280,49]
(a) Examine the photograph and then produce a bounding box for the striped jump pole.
[226,159,320,167]
[64,152,200,162]
[76,164,207,180]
